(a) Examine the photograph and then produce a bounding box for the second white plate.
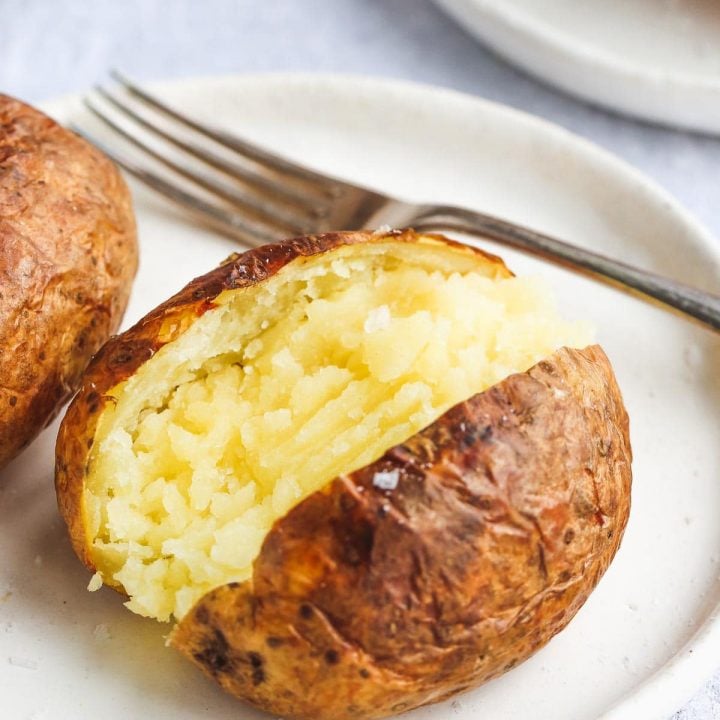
[436,0,720,134]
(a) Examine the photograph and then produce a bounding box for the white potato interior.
[85,240,592,621]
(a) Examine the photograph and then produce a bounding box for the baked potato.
[55,229,631,720]
[0,94,137,468]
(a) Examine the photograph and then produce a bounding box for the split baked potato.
[0,94,137,468]
[56,229,631,720]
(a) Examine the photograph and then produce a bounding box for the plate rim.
[434,0,720,134]
[40,71,720,720]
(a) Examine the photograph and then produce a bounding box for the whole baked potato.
[0,94,137,468]
[56,229,631,720]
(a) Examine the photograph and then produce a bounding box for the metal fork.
[75,71,720,332]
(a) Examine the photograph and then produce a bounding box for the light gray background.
[1,1,718,717]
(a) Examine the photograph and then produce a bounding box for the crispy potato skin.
[170,345,631,720]
[0,94,137,468]
[55,231,631,719]
[55,230,509,568]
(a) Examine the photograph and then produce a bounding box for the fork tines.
[76,71,342,245]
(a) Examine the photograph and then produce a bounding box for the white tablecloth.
[1,1,718,717]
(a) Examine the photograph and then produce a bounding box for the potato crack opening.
[84,242,592,621]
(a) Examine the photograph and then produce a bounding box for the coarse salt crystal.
[372,469,400,491]
[364,305,391,333]
[330,259,351,278]
[373,224,393,235]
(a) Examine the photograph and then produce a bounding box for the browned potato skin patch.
[170,344,631,719]
[0,94,137,468]
[55,231,631,719]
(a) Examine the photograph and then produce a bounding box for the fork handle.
[413,204,720,333]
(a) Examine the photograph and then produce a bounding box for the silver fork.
[75,71,720,332]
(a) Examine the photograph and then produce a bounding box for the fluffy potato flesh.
[85,242,591,621]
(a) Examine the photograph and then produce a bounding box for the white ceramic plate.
[1,74,719,720]
[435,0,720,134]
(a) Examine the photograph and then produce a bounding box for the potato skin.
[170,345,631,720]
[55,231,631,719]
[0,94,137,468]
